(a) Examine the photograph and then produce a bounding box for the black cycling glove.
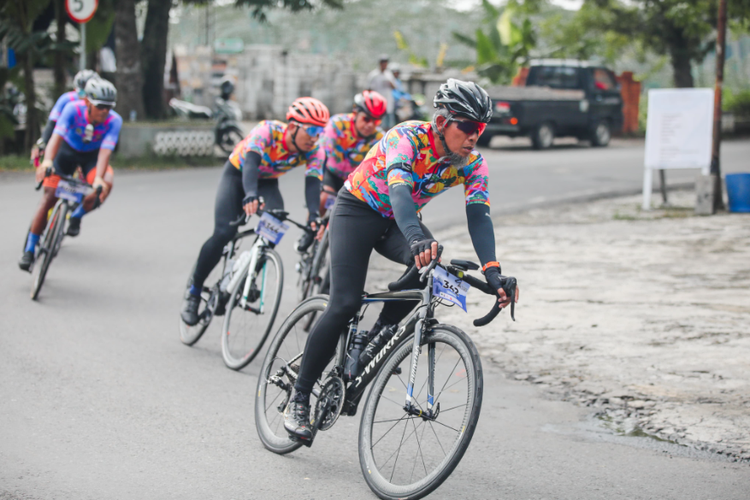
[483,266,504,294]
[409,238,437,259]
[242,193,258,206]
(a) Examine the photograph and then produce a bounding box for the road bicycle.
[27,169,101,300]
[255,248,517,500]
[179,208,314,371]
[295,215,330,302]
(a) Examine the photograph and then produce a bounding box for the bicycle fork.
[403,274,439,421]
[238,242,267,314]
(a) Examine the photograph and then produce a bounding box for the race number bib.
[256,212,288,245]
[432,267,470,312]
[55,179,90,203]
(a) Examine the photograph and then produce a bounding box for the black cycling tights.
[191,162,284,290]
[294,189,432,395]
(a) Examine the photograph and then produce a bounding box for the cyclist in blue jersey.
[19,79,122,271]
[31,70,99,164]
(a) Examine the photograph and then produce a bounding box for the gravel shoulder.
[371,191,750,462]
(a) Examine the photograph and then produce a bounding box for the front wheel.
[359,325,483,500]
[217,125,244,156]
[31,203,67,300]
[221,249,283,370]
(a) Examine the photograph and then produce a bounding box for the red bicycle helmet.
[354,90,387,119]
[286,97,330,127]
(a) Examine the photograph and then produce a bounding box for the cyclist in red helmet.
[181,97,329,326]
[315,91,387,218]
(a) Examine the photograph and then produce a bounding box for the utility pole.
[710,0,728,211]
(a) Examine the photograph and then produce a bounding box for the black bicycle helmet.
[74,69,99,93]
[433,78,492,123]
[85,78,117,107]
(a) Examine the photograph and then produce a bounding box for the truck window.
[593,69,617,91]
[529,66,580,90]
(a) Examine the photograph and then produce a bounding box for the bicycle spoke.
[438,403,468,414]
[432,356,463,405]
[264,385,286,413]
[428,418,460,434]
[389,415,411,482]
[428,420,447,456]
[370,414,411,449]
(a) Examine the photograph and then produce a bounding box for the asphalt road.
[2,139,749,499]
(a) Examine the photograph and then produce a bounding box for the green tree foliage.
[452,0,536,84]
[573,0,750,88]
[0,0,75,149]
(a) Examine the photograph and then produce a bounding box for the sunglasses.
[94,103,113,111]
[295,123,324,138]
[448,118,486,137]
[361,115,382,126]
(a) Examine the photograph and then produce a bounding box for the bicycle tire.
[178,266,215,348]
[31,203,66,300]
[221,248,284,370]
[358,324,483,500]
[255,296,342,454]
[301,235,329,331]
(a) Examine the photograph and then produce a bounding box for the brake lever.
[502,277,517,321]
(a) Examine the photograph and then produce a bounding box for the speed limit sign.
[65,0,98,24]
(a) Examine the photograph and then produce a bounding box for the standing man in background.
[366,55,396,130]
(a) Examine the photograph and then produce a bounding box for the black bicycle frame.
[339,287,432,414]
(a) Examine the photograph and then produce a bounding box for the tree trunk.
[668,28,695,88]
[141,0,172,119]
[22,50,39,151]
[53,0,67,97]
[114,0,145,121]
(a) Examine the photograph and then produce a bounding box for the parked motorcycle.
[169,78,244,156]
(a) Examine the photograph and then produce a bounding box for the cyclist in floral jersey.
[283,79,519,443]
[317,91,387,216]
[181,97,329,326]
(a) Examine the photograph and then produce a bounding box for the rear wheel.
[590,120,611,147]
[531,122,555,150]
[359,325,483,500]
[221,249,283,370]
[179,262,222,346]
[255,296,343,454]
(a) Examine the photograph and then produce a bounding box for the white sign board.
[642,88,714,210]
[66,0,98,23]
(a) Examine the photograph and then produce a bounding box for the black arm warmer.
[391,183,425,244]
[466,203,497,265]
[41,120,56,145]
[305,175,321,221]
[241,152,261,202]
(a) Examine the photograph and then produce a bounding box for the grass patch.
[0,154,223,172]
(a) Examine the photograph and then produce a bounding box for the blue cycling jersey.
[53,101,123,152]
[48,91,81,121]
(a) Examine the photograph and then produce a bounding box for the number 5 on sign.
[66,0,98,23]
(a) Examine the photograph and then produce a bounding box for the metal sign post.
[65,0,98,70]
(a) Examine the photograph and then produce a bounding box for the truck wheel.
[476,133,493,148]
[590,120,611,147]
[531,122,555,150]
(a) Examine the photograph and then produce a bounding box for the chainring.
[313,376,345,432]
